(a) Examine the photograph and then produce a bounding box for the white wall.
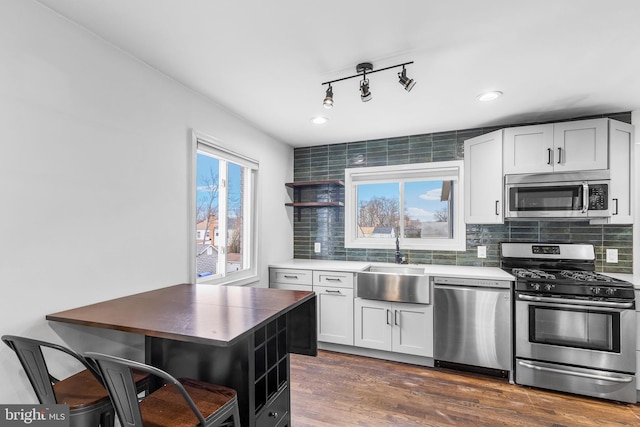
[0,0,294,403]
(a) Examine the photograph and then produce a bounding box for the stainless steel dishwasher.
[433,276,512,379]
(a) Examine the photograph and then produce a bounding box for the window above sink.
[344,161,466,251]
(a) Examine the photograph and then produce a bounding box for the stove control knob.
[605,288,616,296]
[591,287,601,295]
[544,284,553,291]
[531,283,541,291]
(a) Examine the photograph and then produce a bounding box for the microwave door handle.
[582,183,588,214]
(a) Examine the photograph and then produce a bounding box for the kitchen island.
[46,283,317,427]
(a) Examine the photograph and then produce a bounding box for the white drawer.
[269,268,312,286]
[313,270,354,288]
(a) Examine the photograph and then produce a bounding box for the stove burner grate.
[559,270,615,282]
[511,268,556,280]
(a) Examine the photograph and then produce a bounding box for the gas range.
[501,242,634,300]
[507,266,634,299]
[503,242,637,403]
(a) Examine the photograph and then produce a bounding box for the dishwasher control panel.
[432,276,511,289]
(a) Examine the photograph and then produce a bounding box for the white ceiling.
[35,0,640,147]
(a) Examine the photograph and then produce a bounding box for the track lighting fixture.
[360,79,372,102]
[398,66,416,92]
[323,84,334,109]
[321,61,415,107]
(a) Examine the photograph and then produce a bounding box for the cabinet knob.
[269,412,279,418]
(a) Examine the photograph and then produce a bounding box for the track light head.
[323,84,334,109]
[398,67,416,92]
[360,79,372,102]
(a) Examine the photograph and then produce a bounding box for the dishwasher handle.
[434,283,510,293]
[432,276,511,289]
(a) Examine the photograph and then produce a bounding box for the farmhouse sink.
[356,265,430,304]
[366,265,425,275]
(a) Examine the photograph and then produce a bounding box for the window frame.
[190,130,259,286]
[344,160,466,251]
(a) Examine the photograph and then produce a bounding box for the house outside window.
[344,161,465,251]
[191,131,258,285]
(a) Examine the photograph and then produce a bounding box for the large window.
[344,161,465,251]
[191,131,258,285]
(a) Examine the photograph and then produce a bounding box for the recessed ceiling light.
[477,91,503,102]
[310,116,328,125]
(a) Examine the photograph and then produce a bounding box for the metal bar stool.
[85,352,241,427]
[2,335,152,427]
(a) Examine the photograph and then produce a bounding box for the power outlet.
[314,242,322,253]
[606,249,618,263]
[477,246,487,259]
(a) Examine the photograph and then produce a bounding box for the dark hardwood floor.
[290,350,640,426]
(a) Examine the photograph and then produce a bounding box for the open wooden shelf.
[285,180,344,220]
[285,179,344,188]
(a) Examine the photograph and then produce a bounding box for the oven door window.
[509,185,583,211]
[529,306,620,352]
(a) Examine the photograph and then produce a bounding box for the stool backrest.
[2,335,99,404]
[85,352,208,426]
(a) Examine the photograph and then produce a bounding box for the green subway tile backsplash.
[292,112,633,273]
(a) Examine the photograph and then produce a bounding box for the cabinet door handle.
[269,412,279,418]
[547,148,552,165]
[495,200,500,216]
[613,198,619,215]
[557,147,562,164]
[325,277,342,282]
[386,309,391,325]
[325,289,343,295]
[394,310,400,326]
[284,275,298,279]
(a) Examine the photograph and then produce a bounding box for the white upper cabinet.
[553,119,608,172]
[503,119,608,174]
[464,129,504,224]
[503,124,554,174]
[604,120,634,224]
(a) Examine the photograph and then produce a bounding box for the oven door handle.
[517,293,634,309]
[518,360,634,383]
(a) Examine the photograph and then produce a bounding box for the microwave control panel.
[588,184,608,210]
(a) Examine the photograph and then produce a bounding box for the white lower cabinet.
[313,270,354,346]
[354,298,433,357]
[315,285,354,345]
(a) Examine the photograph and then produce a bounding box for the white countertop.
[269,259,515,281]
[269,259,371,272]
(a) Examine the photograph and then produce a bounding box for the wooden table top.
[46,284,314,346]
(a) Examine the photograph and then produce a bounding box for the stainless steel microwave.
[505,170,610,219]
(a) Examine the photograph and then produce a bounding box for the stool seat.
[2,335,152,427]
[86,352,241,427]
[140,378,238,427]
[53,368,151,409]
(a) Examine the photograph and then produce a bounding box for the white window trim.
[344,160,466,251]
[190,130,259,286]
